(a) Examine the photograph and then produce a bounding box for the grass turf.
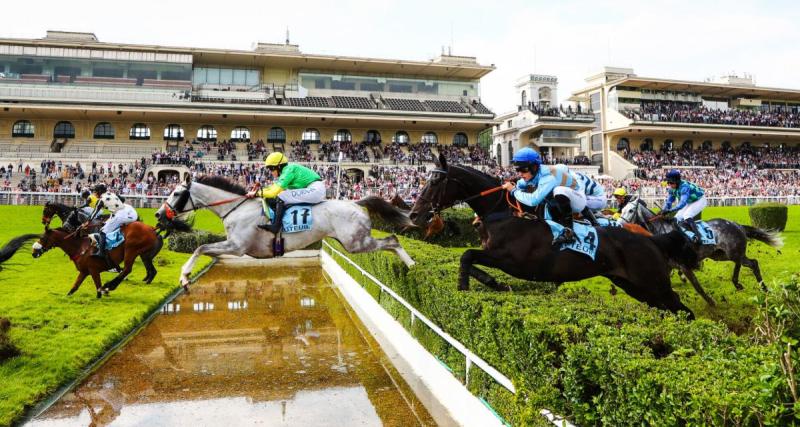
[0,206,221,426]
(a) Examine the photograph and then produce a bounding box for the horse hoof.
[182,284,189,293]
[96,292,102,299]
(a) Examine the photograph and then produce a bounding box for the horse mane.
[451,164,501,186]
[195,175,247,195]
[45,201,75,213]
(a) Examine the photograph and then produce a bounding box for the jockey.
[611,187,631,220]
[78,187,98,217]
[500,147,587,245]
[248,152,326,234]
[89,187,137,259]
[662,169,706,243]
[574,172,605,224]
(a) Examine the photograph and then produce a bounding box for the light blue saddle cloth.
[105,229,125,249]
[545,220,599,260]
[266,205,314,233]
[681,220,716,245]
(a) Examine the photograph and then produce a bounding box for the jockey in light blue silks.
[88,184,137,259]
[662,169,707,243]
[500,147,593,245]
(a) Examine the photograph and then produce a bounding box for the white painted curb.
[321,250,506,427]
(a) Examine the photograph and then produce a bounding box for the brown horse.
[32,223,163,298]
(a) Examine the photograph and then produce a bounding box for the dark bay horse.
[32,224,163,298]
[42,201,109,232]
[620,200,783,297]
[409,154,698,318]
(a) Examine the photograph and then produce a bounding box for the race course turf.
[0,206,220,426]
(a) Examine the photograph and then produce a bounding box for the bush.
[371,207,480,247]
[749,203,788,231]
[167,230,226,253]
[324,234,796,425]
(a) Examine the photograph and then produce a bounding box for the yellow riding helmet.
[613,187,627,197]
[265,152,289,167]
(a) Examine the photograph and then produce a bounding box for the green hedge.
[324,235,794,426]
[167,230,226,253]
[749,203,788,231]
[371,207,480,247]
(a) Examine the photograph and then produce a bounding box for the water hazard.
[29,264,434,426]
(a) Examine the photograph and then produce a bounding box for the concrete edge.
[17,259,217,426]
[320,250,505,427]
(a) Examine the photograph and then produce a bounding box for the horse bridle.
[419,166,505,218]
[162,181,251,221]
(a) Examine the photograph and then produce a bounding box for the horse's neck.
[455,169,502,217]
[191,183,241,218]
[55,233,85,257]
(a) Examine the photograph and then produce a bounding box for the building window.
[230,127,250,143]
[393,131,410,145]
[702,140,712,151]
[12,120,34,138]
[164,124,184,141]
[590,92,601,112]
[197,125,217,142]
[268,127,286,143]
[53,121,75,138]
[616,138,629,152]
[640,138,653,151]
[365,130,381,145]
[682,140,693,151]
[591,134,603,151]
[421,132,438,145]
[453,133,468,147]
[94,122,115,139]
[333,129,351,143]
[302,128,320,143]
[130,123,150,140]
[662,139,674,151]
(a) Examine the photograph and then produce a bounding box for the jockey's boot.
[258,199,286,234]
[580,207,600,226]
[92,232,107,257]
[551,195,576,246]
[681,219,701,244]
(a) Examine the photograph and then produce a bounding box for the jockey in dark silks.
[662,169,707,243]
[248,152,326,234]
[500,147,589,245]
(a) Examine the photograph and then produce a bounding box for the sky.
[3,0,800,115]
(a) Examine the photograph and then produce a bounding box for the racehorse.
[619,200,783,297]
[409,154,698,318]
[0,234,39,269]
[32,223,164,298]
[42,201,108,232]
[154,175,416,290]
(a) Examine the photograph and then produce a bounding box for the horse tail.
[649,230,700,270]
[355,196,415,229]
[0,234,39,264]
[741,225,784,249]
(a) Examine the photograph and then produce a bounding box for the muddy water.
[30,265,435,426]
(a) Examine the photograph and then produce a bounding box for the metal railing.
[321,240,516,394]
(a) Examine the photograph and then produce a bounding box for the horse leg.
[458,249,510,292]
[141,254,156,284]
[90,269,103,299]
[731,262,744,291]
[67,271,87,296]
[338,233,415,267]
[680,266,716,307]
[615,274,694,319]
[741,257,766,291]
[104,251,136,291]
[180,240,245,290]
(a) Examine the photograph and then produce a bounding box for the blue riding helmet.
[512,147,542,168]
[665,169,681,184]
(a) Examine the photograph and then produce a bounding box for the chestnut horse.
[32,223,163,298]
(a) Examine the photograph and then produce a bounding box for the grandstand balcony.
[0,81,191,104]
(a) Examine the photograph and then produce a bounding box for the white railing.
[321,240,516,394]
[625,195,800,207]
[0,192,168,208]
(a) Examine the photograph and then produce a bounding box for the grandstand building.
[491,74,596,168]
[0,30,495,165]
[571,67,800,178]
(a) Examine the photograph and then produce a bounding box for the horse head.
[155,174,193,227]
[41,201,57,226]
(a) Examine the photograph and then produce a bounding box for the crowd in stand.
[625,102,800,128]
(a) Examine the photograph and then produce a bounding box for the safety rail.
[0,192,168,208]
[321,239,516,394]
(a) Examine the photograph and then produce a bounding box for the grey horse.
[620,198,783,305]
[155,175,415,289]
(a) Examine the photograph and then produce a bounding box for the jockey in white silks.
[88,187,137,259]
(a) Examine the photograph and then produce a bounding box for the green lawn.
[0,206,220,426]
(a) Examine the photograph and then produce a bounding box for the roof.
[0,35,495,80]
[575,75,800,102]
